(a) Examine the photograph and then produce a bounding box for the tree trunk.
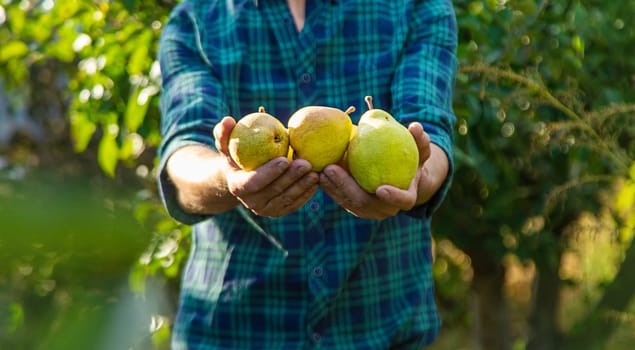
[525,257,562,350]
[470,253,511,350]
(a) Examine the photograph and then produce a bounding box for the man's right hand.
[209,117,319,217]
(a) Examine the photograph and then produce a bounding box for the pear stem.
[258,106,265,113]
[364,96,373,110]
[344,106,356,115]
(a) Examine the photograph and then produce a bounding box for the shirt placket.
[295,26,317,103]
[263,2,331,346]
[294,5,332,347]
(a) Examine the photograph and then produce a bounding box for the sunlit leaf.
[0,41,29,62]
[70,112,97,152]
[50,0,81,24]
[151,315,171,347]
[7,6,26,33]
[119,130,143,162]
[124,85,150,133]
[126,29,153,76]
[572,35,585,57]
[616,182,635,213]
[7,303,24,334]
[98,131,119,177]
[119,134,134,160]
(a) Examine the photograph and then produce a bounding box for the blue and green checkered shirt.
[157,0,458,348]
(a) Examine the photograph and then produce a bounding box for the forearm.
[166,144,239,215]
[415,143,449,207]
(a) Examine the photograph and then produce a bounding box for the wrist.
[167,145,239,215]
[415,143,449,206]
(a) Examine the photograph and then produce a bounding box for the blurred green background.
[1,0,634,349]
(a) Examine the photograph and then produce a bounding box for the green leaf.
[572,35,585,57]
[0,41,29,62]
[118,134,134,160]
[7,6,26,34]
[124,85,154,132]
[7,303,24,334]
[151,316,172,347]
[118,132,145,161]
[70,112,97,152]
[97,130,119,177]
[126,29,153,76]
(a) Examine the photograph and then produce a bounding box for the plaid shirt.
[157,0,457,348]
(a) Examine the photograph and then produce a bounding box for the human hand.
[319,122,436,220]
[213,117,319,217]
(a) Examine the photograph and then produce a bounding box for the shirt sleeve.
[157,3,229,225]
[391,0,458,219]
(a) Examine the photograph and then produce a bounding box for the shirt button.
[312,266,323,278]
[309,201,320,212]
[300,72,312,84]
[311,332,322,343]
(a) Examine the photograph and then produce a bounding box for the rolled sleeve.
[157,3,229,224]
[391,0,458,218]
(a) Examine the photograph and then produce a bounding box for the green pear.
[288,105,355,171]
[228,106,289,171]
[347,96,419,193]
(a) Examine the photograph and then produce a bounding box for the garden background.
[1,1,634,349]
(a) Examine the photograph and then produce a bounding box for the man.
[158,0,458,348]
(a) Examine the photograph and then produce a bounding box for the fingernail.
[325,168,335,178]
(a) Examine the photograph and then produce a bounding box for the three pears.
[226,97,420,195]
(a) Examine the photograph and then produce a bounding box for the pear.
[287,105,355,171]
[337,124,357,171]
[347,96,419,193]
[228,106,289,171]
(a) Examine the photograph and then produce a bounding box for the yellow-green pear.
[337,124,357,171]
[347,96,419,193]
[228,106,289,171]
[287,105,355,171]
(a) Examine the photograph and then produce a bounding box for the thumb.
[408,122,430,165]
[213,116,237,157]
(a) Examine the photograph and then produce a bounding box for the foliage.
[0,0,170,174]
[1,0,635,349]
[0,0,180,348]
[445,0,635,259]
[435,0,635,348]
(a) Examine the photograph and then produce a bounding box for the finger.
[242,161,318,216]
[245,160,316,212]
[228,157,290,196]
[320,173,366,217]
[320,166,397,219]
[261,178,319,217]
[376,183,417,211]
[408,122,431,164]
[320,165,366,208]
[320,173,397,220]
[213,116,236,157]
[265,159,315,198]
